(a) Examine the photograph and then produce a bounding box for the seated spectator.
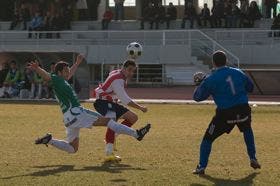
[20,66,34,99]
[181,2,200,29]
[2,61,21,98]
[271,14,280,37]
[0,63,9,97]
[247,1,262,28]
[200,3,211,27]
[166,2,177,29]
[51,13,64,39]
[9,10,22,30]
[140,3,156,29]
[154,3,166,29]
[28,11,44,39]
[102,8,113,30]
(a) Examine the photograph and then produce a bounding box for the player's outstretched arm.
[28,61,51,82]
[68,54,84,80]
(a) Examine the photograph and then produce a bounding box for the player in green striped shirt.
[29,54,151,154]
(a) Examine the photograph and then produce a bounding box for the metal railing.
[0,30,239,68]
[214,29,280,48]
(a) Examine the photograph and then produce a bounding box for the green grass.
[0,103,280,186]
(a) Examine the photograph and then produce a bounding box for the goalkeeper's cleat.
[35,133,52,146]
[136,123,151,141]
[193,165,205,175]
[250,159,261,169]
[104,154,122,163]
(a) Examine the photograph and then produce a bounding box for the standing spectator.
[52,13,64,38]
[239,0,249,27]
[247,1,262,27]
[88,0,101,20]
[10,10,22,30]
[181,2,199,29]
[63,5,73,30]
[3,61,21,98]
[76,0,88,20]
[114,0,125,20]
[166,2,177,29]
[44,11,53,38]
[211,0,224,28]
[28,11,44,39]
[224,2,233,28]
[33,71,44,99]
[271,14,280,36]
[265,0,278,18]
[232,4,241,27]
[200,3,211,27]
[20,3,31,30]
[140,3,156,29]
[155,3,166,29]
[102,7,113,30]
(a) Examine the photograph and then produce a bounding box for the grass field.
[0,103,280,186]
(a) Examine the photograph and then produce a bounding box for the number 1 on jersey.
[226,76,236,95]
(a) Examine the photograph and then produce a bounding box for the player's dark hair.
[212,51,227,67]
[55,61,69,74]
[123,60,136,68]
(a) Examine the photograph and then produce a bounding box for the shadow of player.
[1,162,146,180]
[190,172,259,186]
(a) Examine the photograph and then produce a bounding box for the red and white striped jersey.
[94,70,132,105]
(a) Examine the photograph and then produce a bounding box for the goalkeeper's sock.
[107,119,138,139]
[243,127,257,160]
[199,139,212,168]
[49,139,75,153]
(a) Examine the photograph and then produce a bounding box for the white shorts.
[63,107,101,142]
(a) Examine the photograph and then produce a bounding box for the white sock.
[107,120,138,139]
[49,139,75,153]
[106,143,114,155]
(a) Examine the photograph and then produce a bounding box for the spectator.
[20,2,31,30]
[181,2,199,29]
[0,63,9,98]
[46,62,56,99]
[265,0,278,18]
[224,2,233,28]
[2,61,21,98]
[140,3,156,29]
[33,71,44,99]
[211,0,224,28]
[247,1,262,27]
[76,0,88,20]
[20,66,35,99]
[44,11,53,38]
[232,4,241,27]
[200,3,212,27]
[166,2,177,29]
[239,0,249,27]
[102,8,113,30]
[28,11,44,39]
[155,3,166,29]
[114,0,125,20]
[52,13,64,38]
[9,10,22,30]
[271,14,280,36]
[63,5,73,30]
[88,0,101,20]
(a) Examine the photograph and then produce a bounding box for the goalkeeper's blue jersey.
[193,66,254,109]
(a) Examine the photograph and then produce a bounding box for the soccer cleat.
[193,165,205,175]
[35,133,52,146]
[104,154,122,163]
[250,159,261,169]
[136,123,151,141]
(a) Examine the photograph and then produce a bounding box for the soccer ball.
[126,42,143,59]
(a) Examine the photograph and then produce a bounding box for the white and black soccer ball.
[126,42,143,59]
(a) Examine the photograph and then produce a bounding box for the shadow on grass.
[190,172,259,186]
[1,162,146,180]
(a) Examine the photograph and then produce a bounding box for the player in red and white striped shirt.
[94,60,148,162]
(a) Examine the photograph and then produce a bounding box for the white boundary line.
[1,98,280,106]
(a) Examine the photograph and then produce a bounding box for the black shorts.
[203,104,252,142]
[93,99,129,120]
